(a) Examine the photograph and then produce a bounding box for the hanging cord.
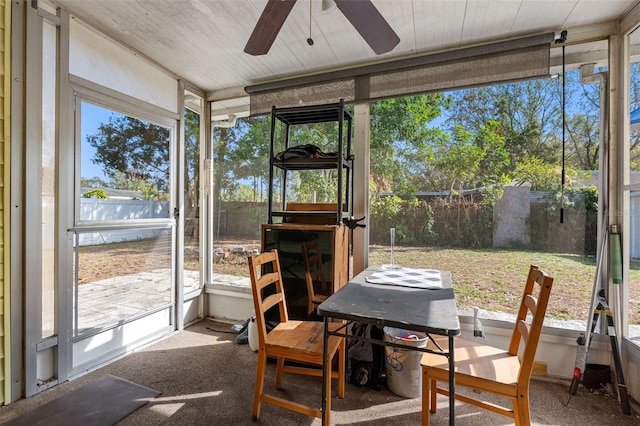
[561,43,566,223]
[556,31,568,223]
[307,1,314,46]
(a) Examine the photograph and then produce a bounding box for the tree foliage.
[216,117,271,202]
[183,108,201,215]
[86,66,640,213]
[370,94,451,195]
[629,62,640,169]
[80,176,109,189]
[210,71,604,207]
[87,115,170,193]
[82,188,108,199]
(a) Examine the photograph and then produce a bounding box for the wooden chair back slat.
[302,239,329,315]
[262,293,284,315]
[509,265,554,384]
[516,320,531,346]
[523,294,537,315]
[256,272,281,290]
[248,250,290,345]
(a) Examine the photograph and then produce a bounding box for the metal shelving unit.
[267,100,353,225]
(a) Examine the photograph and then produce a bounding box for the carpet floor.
[1,319,638,425]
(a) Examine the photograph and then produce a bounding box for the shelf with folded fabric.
[272,155,353,171]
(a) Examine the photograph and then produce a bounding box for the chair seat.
[267,320,343,362]
[312,293,329,306]
[421,336,521,397]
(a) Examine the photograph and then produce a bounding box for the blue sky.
[80,101,109,181]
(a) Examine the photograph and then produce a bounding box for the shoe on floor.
[231,318,250,334]
[236,327,249,344]
[353,367,370,386]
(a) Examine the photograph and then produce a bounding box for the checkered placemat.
[365,267,442,289]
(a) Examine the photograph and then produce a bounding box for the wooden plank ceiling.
[51,0,637,111]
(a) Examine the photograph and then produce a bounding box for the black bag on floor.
[347,322,385,390]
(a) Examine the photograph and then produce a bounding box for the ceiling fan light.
[322,0,337,14]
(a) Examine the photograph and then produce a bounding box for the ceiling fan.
[244,0,400,56]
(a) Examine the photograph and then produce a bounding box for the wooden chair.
[301,239,330,315]
[248,249,346,422]
[420,265,554,425]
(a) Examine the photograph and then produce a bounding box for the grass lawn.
[213,243,640,325]
[79,237,640,325]
[369,245,640,325]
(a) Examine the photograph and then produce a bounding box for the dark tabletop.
[317,268,460,336]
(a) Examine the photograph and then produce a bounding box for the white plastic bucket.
[383,327,428,398]
[248,317,259,352]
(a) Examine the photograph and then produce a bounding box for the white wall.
[69,20,178,113]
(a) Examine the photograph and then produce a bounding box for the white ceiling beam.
[555,22,618,46]
[550,49,608,72]
[206,86,248,102]
[620,1,640,34]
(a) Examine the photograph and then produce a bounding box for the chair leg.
[421,371,430,425]
[514,390,531,426]
[337,338,346,398]
[275,356,285,389]
[430,378,437,413]
[253,349,267,420]
[325,353,332,425]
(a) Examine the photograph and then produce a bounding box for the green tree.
[512,156,560,190]
[183,108,200,223]
[627,62,640,170]
[443,71,611,196]
[432,120,509,202]
[222,116,271,202]
[370,94,451,195]
[108,171,168,200]
[210,114,273,247]
[80,176,109,188]
[565,113,599,170]
[82,188,108,199]
[87,114,170,191]
[447,79,561,177]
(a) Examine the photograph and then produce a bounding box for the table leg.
[448,335,455,425]
[321,318,329,426]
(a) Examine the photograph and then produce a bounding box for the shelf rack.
[267,100,353,225]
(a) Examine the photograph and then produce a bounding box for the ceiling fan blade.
[244,0,297,56]
[335,0,400,55]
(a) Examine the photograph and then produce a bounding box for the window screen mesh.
[250,79,355,116]
[247,34,553,116]
[368,44,550,100]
